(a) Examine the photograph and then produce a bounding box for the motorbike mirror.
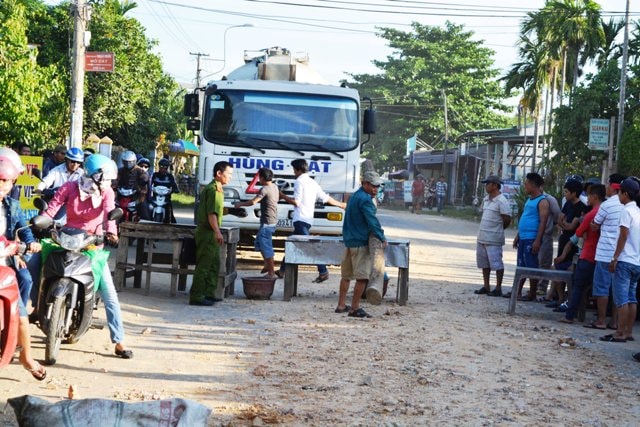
[107,208,124,221]
[33,197,48,211]
[31,215,53,230]
[32,167,42,180]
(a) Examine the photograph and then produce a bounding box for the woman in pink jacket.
[43,154,133,359]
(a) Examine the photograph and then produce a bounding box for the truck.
[184,47,375,243]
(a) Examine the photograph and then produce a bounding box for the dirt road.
[2,208,639,426]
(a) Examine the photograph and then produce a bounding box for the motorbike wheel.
[44,296,66,365]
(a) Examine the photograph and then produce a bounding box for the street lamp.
[203,24,254,78]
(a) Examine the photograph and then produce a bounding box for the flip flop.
[517,295,535,302]
[474,287,489,295]
[633,352,640,362]
[25,362,47,381]
[348,308,372,318]
[599,334,626,343]
[558,318,574,324]
[115,348,134,359]
[583,323,606,330]
[334,305,351,314]
[312,274,329,283]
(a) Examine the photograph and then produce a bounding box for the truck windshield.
[203,90,358,152]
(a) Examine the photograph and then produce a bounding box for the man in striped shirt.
[587,174,626,330]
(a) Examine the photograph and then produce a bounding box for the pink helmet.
[0,156,19,180]
[0,146,25,173]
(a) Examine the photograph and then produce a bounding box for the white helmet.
[0,146,25,173]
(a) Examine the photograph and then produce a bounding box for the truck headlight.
[223,187,240,201]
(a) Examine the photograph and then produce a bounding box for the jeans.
[612,260,640,307]
[98,263,125,344]
[436,196,445,213]
[279,221,328,275]
[565,259,595,321]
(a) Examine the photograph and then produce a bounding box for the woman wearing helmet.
[150,157,180,223]
[0,156,48,380]
[137,157,151,171]
[116,150,150,221]
[40,154,133,359]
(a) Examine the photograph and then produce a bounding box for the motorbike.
[116,187,139,223]
[149,185,172,223]
[31,207,123,365]
[0,236,22,369]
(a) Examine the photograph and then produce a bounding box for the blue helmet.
[84,154,118,181]
[65,147,84,163]
[137,157,150,168]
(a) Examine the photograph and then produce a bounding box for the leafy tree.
[347,22,510,171]
[547,61,620,181]
[0,0,65,150]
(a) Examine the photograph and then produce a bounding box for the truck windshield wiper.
[252,137,305,156]
[214,136,266,154]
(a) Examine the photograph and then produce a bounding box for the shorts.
[476,242,504,270]
[517,239,539,268]
[341,246,372,281]
[254,224,276,259]
[592,261,614,297]
[612,261,640,307]
[538,235,554,268]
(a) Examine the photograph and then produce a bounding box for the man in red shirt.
[556,184,606,324]
[411,176,425,214]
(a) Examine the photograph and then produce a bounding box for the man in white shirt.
[601,178,640,343]
[36,147,84,197]
[36,147,85,222]
[588,174,625,330]
[279,159,346,281]
[474,176,511,297]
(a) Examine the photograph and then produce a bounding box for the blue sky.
[125,0,626,87]
[42,1,629,99]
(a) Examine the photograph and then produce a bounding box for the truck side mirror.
[186,119,201,131]
[183,93,199,117]
[361,97,375,145]
[363,109,376,135]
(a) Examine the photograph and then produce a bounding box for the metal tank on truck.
[184,46,376,243]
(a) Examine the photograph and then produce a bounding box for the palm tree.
[597,17,624,68]
[533,0,604,106]
[502,36,550,171]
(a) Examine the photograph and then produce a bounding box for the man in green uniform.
[190,161,233,306]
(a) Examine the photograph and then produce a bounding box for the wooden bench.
[114,222,239,299]
[283,236,410,305]
[507,267,574,315]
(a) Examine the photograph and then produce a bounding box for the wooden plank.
[114,235,129,290]
[145,239,154,295]
[170,240,181,297]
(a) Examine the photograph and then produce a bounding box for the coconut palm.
[533,0,604,106]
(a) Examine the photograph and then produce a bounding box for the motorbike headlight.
[54,229,95,252]
[154,186,171,196]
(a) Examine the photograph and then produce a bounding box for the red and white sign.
[85,52,114,72]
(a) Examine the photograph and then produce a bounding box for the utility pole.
[441,89,449,179]
[616,0,631,171]
[69,0,90,148]
[190,52,209,89]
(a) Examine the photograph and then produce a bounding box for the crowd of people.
[474,171,640,363]
[0,142,185,380]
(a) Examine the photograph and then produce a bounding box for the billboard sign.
[85,52,114,72]
[588,118,609,151]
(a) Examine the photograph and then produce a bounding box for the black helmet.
[159,158,171,168]
[137,157,150,168]
[564,174,584,184]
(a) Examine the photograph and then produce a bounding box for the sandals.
[334,305,351,314]
[348,308,372,318]
[599,334,627,343]
[474,287,489,295]
[488,289,503,297]
[312,273,329,283]
[24,362,47,381]
[583,323,606,330]
[275,271,285,279]
[517,294,535,302]
[115,348,134,359]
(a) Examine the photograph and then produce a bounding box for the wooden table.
[282,236,411,305]
[114,222,239,298]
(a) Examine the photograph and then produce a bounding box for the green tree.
[549,62,620,180]
[347,22,509,171]
[0,0,65,149]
